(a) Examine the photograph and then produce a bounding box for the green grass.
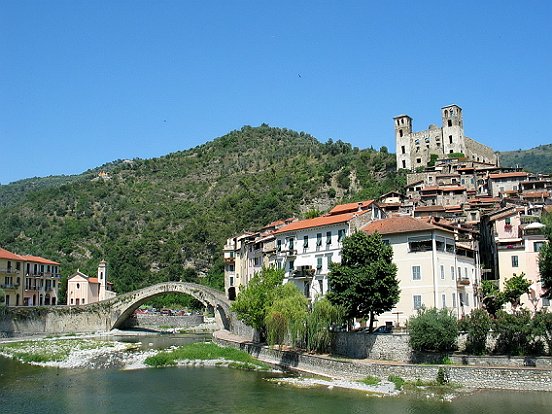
[144,342,269,370]
[358,376,381,386]
[388,375,405,390]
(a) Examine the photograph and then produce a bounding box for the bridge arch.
[108,282,233,331]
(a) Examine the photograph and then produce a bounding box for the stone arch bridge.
[0,283,254,339]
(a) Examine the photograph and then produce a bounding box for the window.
[543,297,550,307]
[440,265,445,280]
[401,145,405,154]
[316,257,323,271]
[534,241,545,252]
[408,236,432,252]
[318,280,324,295]
[511,255,519,267]
[412,266,421,280]
[449,135,453,144]
[399,130,403,137]
[442,294,446,308]
[326,231,332,245]
[277,239,282,252]
[288,260,294,271]
[402,160,406,169]
[505,217,511,225]
[303,235,309,249]
[327,254,333,267]
[452,293,457,308]
[316,233,322,247]
[288,238,294,251]
[229,277,234,287]
[416,158,422,164]
[458,267,462,279]
[413,295,422,310]
[338,229,346,242]
[451,266,455,280]
[464,267,468,278]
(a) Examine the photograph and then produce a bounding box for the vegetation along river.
[1,334,551,414]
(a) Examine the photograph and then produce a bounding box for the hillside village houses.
[67,260,116,305]
[224,104,551,327]
[0,247,61,306]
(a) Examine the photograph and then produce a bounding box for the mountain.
[0,125,404,298]
[498,144,552,174]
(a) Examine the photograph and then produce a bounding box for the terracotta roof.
[420,186,440,192]
[20,255,60,265]
[444,205,463,211]
[522,191,550,198]
[440,186,466,192]
[415,205,446,212]
[0,247,23,261]
[328,200,374,216]
[274,211,368,234]
[489,172,529,179]
[88,277,100,284]
[362,216,451,235]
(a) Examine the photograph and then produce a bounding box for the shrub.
[408,308,458,353]
[533,310,552,356]
[493,309,542,356]
[462,309,492,355]
[436,367,450,385]
[387,375,405,390]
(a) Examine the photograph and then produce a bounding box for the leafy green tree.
[231,267,284,337]
[532,310,552,355]
[480,280,505,316]
[0,287,5,307]
[408,308,458,353]
[265,283,308,347]
[304,209,322,219]
[327,231,399,332]
[461,309,492,355]
[539,215,552,299]
[305,298,343,353]
[493,309,542,356]
[503,273,531,310]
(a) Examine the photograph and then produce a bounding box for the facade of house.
[362,216,477,327]
[488,172,529,198]
[0,247,61,306]
[67,261,116,305]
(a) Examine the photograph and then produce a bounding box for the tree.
[539,214,552,300]
[305,298,343,353]
[461,308,492,355]
[231,267,284,337]
[409,308,458,353]
[265,283,308,348]
[503,273,531,310]
[327,231,399,332]
[533,310,552,356]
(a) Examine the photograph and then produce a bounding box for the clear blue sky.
[1,1,551,184]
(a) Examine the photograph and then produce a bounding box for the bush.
[408,308,458,353]
[462,309,492,355]
[493,309,542,356]
[533,310,552,356]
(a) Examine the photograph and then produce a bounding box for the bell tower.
[441,104,466,157]
[394,114,413,171]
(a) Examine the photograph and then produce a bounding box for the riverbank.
[213,330,552,392]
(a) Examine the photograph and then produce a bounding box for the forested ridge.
[499,144,552,173]
[0,125,405,297]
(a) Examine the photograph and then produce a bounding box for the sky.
[1,1,551,184]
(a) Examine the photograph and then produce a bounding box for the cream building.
[0,247,61,306]
[67,261,116,305]
[362,216,477,327]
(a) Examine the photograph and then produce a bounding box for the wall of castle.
[464,137,497,164]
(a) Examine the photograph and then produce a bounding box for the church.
[67,260,116,305]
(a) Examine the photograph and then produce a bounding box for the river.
[1,334,551,414]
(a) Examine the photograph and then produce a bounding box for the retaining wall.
[124,314,204,328]
[214,335,552,392]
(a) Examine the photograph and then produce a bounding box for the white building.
[362,216,478,327]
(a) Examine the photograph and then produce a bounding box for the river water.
[1,335,551,414]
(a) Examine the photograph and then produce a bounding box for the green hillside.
[0,125,404,299]
[498,144,552,173]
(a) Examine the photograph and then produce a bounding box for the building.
[0,247,61,306]
[273,205,381,302]
[362,216,478,327]
[395,104,497,171]
[67,261,116,305]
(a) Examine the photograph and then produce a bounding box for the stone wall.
[215,335,552,392]
[332,332,412,362]
[465,137,497,164]
[124,314,204,328]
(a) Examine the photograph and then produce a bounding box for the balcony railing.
[457,278,470,286]
[0,268,18,274]
[497,243,524,250]
[0,283,19,289]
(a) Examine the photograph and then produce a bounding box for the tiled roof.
[88,277,100,284]
[522,191,550,198]
[362,216,451,235]
[0,247,23,261]
[440,185,466,192]
[21,255,60,265]
[328,200,374,215]
[415,205,446,212]
[489,172,529,179]
[274,211,367,234]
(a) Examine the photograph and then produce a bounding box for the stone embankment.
[214,331,552,392]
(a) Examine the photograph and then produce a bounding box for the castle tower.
[394,114,413,170]
[441,104,466,156]
[97,260,107,300]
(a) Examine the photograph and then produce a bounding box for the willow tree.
[327,231,399,332]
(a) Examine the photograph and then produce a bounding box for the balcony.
[497,242,524,250]
[0,268,18,274]
[292,266,315,279]
[0,283,19,290]
[224,257,235,264]
[457,278,470,286]
[281,249,297,257]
